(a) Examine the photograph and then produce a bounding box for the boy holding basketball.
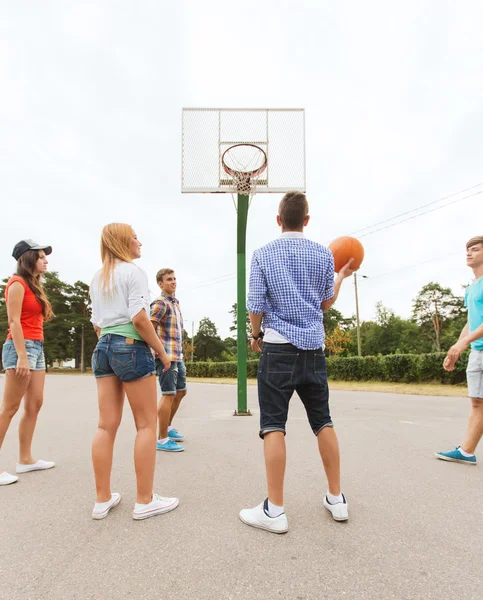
[239,191,355,534]
[436,236,483,465]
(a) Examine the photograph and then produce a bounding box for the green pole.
[235,193,251,415]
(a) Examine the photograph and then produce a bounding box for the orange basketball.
[328,236,364,273]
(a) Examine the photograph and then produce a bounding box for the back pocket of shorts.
[111,350,137,378]
[266,352,298,388]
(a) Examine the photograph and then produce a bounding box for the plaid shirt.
[247,233,335,350]
[150,293,184,361]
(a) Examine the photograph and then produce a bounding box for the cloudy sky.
[1,1,482,339]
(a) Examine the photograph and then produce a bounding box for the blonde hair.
[99,223,134,293]
[466,236,483,250]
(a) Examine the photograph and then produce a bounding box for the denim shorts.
[2,339,46,371]
[156,359,187,395]
[92,334,156,383]
[257,342,333,439]
[467,350,483,399]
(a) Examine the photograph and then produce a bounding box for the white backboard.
[181,108,306,194]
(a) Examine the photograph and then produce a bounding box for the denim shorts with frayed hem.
[257,342,333,439]
[2,339,46,371]
[92,334,155,383]
[155,359,187,395]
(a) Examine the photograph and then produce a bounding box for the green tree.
[43,272,74,366]
[194,317,225,361]
[67,281,97,371]
[183,328,195,362]
[412,283,464,352]
[229,302,260,360]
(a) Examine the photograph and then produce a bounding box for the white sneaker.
[239,499,288,534]
[0,471,18,486]
[132,493,179,520]
[323,494,349,521]
[92,493,122,520]
[16,460,55,474]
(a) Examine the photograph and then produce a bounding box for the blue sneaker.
[168,429,185,442]
[156,439,184,452]
[435,447,477,465]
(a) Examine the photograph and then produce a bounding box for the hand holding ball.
[328,236,364,273]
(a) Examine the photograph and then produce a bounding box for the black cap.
[12,239,53,261]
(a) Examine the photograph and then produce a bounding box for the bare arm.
[322,274,345,312]
[444,321,483,371]
[249,312,264,352]
[93,325,101,339]
[321,260,355,312]
[6,282,30,378]
[250,313,263,337]
[458,322,469,341]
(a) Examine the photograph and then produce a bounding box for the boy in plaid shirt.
[150,269,186,452]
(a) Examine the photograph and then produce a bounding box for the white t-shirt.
[90,261,151,328]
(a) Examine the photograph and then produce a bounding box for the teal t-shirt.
[464,277,483,351]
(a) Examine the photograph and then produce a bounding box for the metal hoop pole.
[235,192,251,416]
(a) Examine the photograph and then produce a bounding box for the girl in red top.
[0,240,56,486]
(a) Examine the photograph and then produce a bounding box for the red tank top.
[5,276,44,341]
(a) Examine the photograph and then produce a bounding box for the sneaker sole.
[92,495,122,520]
[156,447,184,452]
[16,464,56,474]
[323,499,349,522]
[132,498,180,520]
[238,514,288,534]
[434,453,477,465]
[169,438,185,442]
[0,478,18,486]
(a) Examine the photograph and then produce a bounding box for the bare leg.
[169,390,186,426]
[264,431,286,507]
[18,370,46,464]
[317,426,341,496]
[157,395,174,439]
[92,377,124,503]
[461,398,483,455]
[0,370,30,471]
[124,375,157,504]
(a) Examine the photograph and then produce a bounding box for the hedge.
[186,352,469,385]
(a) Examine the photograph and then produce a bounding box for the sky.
[1,1,482,339]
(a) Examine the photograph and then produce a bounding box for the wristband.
[251,331,264,341]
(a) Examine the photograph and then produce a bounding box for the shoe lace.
[152,493,170,503]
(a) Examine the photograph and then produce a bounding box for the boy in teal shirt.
[436,236,483,464]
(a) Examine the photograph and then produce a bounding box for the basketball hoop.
[221,143,268,196]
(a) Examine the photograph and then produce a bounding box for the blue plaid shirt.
[247,233,335,350]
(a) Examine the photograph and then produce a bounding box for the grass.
[187,377,468,397]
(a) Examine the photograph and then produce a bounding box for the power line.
[357,190,482,239]
[359,250,462,282]
[183,184,482,291]
[346,183,482,237]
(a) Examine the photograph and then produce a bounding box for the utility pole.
[353,273,368,357]
[80,324,85,373]
[354,273,362,357]
[191,321,195,363]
